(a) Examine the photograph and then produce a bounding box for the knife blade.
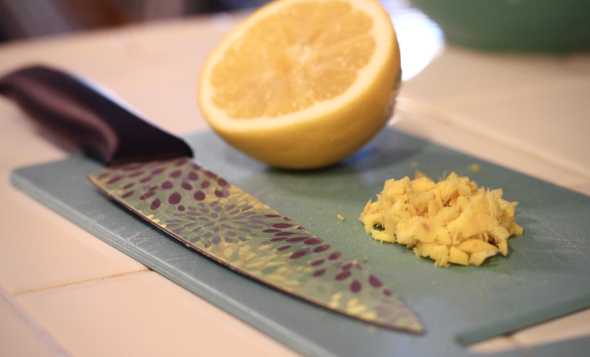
[0,65,423,334]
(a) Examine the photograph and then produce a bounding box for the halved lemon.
[199,0,400,169]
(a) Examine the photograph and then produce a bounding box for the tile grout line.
[396,97,590,181]
[0,285,72,357]
[13,268,150,297]
[392,118,589,195]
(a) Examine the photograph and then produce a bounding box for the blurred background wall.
[0,0,270,43]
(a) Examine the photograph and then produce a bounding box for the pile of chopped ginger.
[360,172,523,267]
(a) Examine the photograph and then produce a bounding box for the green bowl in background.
[409,0,590,52]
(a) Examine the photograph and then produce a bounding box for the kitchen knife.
[0,65,423,334]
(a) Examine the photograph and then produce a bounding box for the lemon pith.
[199,0,400,169]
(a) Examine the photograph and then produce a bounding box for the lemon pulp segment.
[199,0,400,169]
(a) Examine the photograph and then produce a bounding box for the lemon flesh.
[199,0,400,169]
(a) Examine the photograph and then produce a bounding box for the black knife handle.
[0,65,193,165]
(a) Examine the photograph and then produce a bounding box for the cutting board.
[11,128,590,357]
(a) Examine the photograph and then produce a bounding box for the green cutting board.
[11,128,590,357]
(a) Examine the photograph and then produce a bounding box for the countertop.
[1,7,589,357]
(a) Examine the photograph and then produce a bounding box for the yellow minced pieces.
[360,172,523,267]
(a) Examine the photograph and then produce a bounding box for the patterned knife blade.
[89,158,423,333]
[1,65,423,334]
